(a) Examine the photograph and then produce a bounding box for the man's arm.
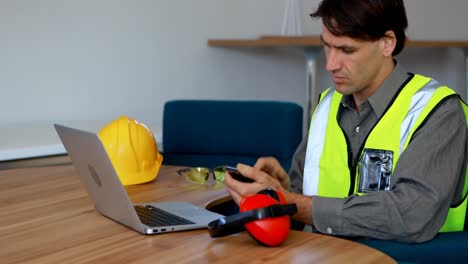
[312,96,467,243]
[288,133,308,194]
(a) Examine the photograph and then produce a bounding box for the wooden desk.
[0,165,395,263]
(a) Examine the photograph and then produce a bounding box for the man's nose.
[325,50,341,72]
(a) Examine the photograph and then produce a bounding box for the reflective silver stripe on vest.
[303,91,334,196]
[399,79,439,154]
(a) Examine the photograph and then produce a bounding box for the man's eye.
[342,48,355,54]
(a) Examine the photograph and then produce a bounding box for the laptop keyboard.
[134,205,195,227]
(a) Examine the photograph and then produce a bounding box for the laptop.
[54,124,223,235]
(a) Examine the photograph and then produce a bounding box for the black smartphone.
[225,166,255,183]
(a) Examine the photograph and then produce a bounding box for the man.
[225,0,467,243]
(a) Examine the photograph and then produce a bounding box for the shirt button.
[326,227,333,234]
[355,126,360,133]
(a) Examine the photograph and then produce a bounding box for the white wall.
[302,0,468,100]
[0,0,467,132]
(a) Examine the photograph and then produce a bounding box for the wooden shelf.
[405,40,468,48]
[208,36,321,47]
[208,35,468,48]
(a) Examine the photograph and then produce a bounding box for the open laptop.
[54,124,223,235]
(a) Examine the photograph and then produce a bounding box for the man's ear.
[382,30,397,57]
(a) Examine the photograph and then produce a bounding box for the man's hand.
[253,157,290,190]
[224,157,288,204]
[224,157,313,225]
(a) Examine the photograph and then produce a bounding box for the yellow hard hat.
[98,116,163,186]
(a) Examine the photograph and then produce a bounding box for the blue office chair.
[162,100,303,171]
[358,232,468,263]
[357,210,468,263]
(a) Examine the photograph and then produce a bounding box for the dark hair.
[310,0,408,56]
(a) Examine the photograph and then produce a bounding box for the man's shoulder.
[430,94,466,126]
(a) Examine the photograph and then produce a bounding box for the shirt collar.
[368,61,410,118]
[340,61,410,118]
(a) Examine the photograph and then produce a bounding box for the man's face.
[321,25,388,98]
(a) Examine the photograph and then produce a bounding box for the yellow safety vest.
[303,74,468,232]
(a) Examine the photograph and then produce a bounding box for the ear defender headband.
[208,188,297,247]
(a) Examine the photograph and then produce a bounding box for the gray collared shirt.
[289,62,467,243]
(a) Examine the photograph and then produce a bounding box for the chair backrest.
[162,100,303,171]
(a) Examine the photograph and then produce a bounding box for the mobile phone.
[225,166,255,183]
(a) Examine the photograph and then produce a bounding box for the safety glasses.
[177,166,230,184]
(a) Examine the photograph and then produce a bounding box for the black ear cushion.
[257,188,280,202]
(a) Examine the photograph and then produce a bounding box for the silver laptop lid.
[54,124,145,233]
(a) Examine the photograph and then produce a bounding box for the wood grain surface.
[0,165,395,263]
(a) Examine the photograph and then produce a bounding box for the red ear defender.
[240,190,291,246]
[208,188,297,247]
